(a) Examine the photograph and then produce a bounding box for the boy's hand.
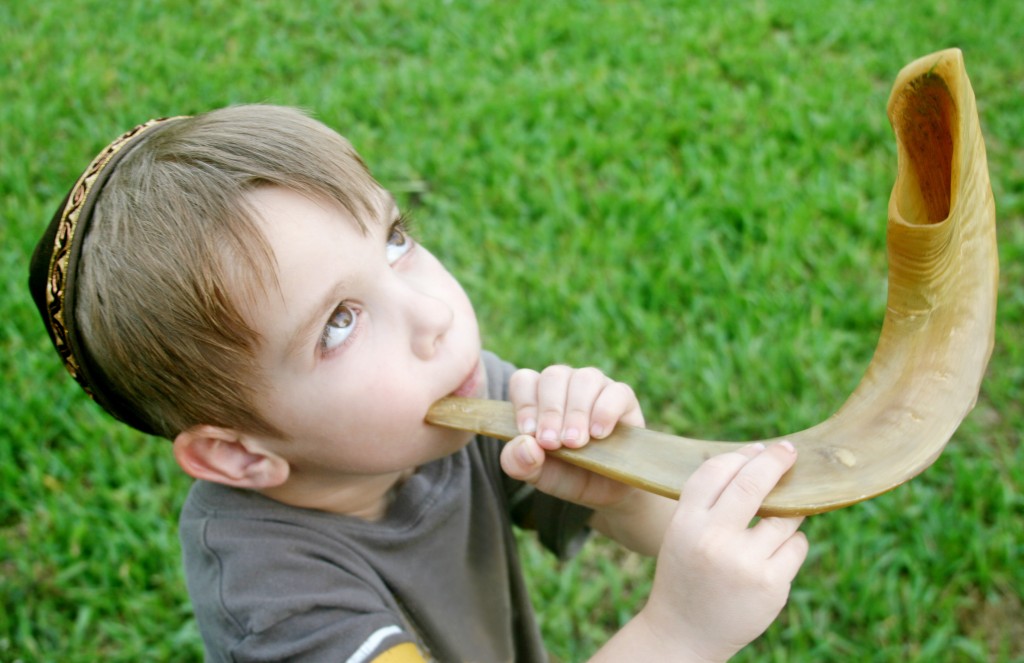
[510,365,644,449]
[500,365,645,509]
[640,442,808,662]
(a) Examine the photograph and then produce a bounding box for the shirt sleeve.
[180,510,426,663]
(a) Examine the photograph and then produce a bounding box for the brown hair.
[74,105,383,439]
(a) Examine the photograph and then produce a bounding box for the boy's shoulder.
[175,435,527,658]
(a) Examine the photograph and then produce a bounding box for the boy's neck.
[260,467,416,521]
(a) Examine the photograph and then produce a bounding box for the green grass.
[2,1,1022,661]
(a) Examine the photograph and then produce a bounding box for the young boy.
[29,105,808,662]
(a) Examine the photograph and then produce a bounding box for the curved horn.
[426,48,997,517]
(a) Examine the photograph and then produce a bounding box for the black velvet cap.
[28,117,188,435]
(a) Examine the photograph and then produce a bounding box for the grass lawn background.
[2,1,1021,661]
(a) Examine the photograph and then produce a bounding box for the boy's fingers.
[509,369,541,434]
[750,516,805,555]
[535,365,572,449]
[591,380,644,436]
[712,442,797,525]
[678,444,766,513]
[769,531,810,583]
[560,368,610,448]
[511,365,644,450]
[499,435,546,484]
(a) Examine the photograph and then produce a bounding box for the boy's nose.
[405,287,454,360]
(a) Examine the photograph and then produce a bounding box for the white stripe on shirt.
[346,625,404,663]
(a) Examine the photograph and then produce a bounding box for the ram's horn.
[426,48,997,517]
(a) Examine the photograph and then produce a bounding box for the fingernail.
[779,440,795,453]
[516,440,538,467]
[561,428,580,444]
[750,442,767,452]
[590,424,605,438]
[521,418,537,434]
[539,429,558,444]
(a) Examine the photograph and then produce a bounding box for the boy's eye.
[321,303,358,351]
[385,224,413,264]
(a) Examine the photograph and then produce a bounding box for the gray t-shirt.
[179,351,593,662]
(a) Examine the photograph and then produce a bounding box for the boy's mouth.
[450,360,482,398]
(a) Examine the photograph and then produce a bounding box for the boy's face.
[242,186,484,481]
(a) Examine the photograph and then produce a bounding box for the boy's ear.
[173,425,289,489]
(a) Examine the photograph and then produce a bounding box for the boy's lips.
[451,360,482,398]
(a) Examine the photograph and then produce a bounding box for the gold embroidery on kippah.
[45,117,184,393]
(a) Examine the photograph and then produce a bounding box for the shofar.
[426,48,998,516]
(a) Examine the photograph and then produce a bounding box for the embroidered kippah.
[28,116,188,434]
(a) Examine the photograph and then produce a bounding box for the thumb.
[499,435,546,484]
